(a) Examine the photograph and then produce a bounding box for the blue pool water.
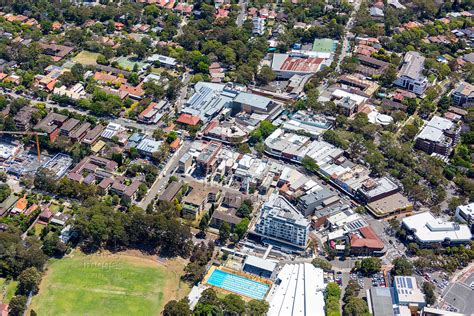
[207,269,269,300]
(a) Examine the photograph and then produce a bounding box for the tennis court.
[115,57,146,71]
[206,269,269,300]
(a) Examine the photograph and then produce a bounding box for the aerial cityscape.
[0,0,472,315]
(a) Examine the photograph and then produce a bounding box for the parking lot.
[347,271,387,298]
[438,271,474,315]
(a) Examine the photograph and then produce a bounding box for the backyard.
[72,51,100,65]
[29,251,189,316]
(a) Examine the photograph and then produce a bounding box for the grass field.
[73,50,100,65]
[0,278,18,303]
[30,251,189,316]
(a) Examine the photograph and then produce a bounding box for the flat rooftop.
[402,212,472,243]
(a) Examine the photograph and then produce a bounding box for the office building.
[402,212,472,247]
[252,16,265,35]
[271,53,324,79]
[393,276,426,310]
[455,202,474,230]
[355,177,400,204]
[297,187,338,216]
[350,226,386,256]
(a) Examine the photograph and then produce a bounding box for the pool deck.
[202,266,272,301]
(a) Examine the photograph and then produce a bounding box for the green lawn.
[33,223,45,236]
[0,278,18,303]
[73,50,100,65]
[30,252,189,316]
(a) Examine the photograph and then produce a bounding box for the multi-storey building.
[394,51,428,95]
[415,116,460,156]
[255,193,309,250]
[452,81,474,107]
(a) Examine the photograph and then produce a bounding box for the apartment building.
[394,51,428,95]
[452,81,474,107]
[255,193,310,250]
[415,116,460,156]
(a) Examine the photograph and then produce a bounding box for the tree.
[42,233,67,257]
[407,242,419,255]
[312,258,332,271]
[222,294,246,314]
[422,282,436,305]
[17,267,42,295]
[0,183,11,203]
[199,213,209,233]
[8,295,27,316]
[343,297,369,316]
[219,222,231,243]
[326,282,341,316]
[128,73,140,86]
[401,124,419,141]
[246,300,269,315]
[381,65,397,86]
[343,280,361,303]
[96,54,109,65]
[392,257,413,276]
[58,71,77,87]
[71,63,84,81]
[326,282,342,299]
[163,298,191,316]
[359,257,381,275]
[236,199,252,218]
[234,218,250,240]
[302,156,319,173]
[256,65,276,85]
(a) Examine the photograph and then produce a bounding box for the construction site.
[0,137,72,178]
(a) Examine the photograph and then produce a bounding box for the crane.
[0,131,47,162]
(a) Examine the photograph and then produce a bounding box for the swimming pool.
[206,269,269,300]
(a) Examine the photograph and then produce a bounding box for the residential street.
[137,140,191,208]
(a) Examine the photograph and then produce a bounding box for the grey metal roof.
[399,51,425,80]
[234,92,272,110]
[369,287,395,316]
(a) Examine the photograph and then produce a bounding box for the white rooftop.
[416,116,454,142]
[267,263,325,316]
[332,89,367,105]
[402,212,472,243]
[393,276,425,305]
[244,255,277,273]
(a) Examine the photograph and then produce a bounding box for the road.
[236,0,248,27]
[175,72,191,113]
[335,0,362,72]
[137,140,191,209]
[5,91,158,134]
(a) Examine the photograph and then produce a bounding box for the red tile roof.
[176,113,200,126]
[169,137,181,150]
[350,226,384,250]
[119,84,144,97]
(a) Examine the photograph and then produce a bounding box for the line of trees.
[164,288,269,316]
